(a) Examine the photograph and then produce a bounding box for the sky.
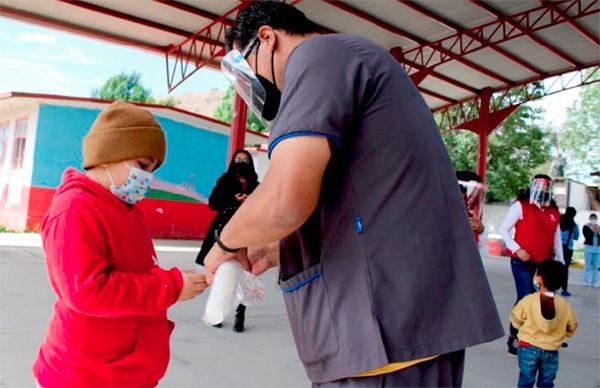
[0,17,229,99]
[0,16,582,126]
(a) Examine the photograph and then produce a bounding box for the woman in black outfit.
[196,149,259,332]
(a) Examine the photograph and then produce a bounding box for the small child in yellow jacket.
[510,260,578,388]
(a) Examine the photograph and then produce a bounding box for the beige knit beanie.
[82,101,166,170]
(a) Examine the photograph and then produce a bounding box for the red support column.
[229,92,247,162]
[477,88,492,182]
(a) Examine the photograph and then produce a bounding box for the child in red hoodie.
[32,101,207,387]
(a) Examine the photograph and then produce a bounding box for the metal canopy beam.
[323,0,512,85]
[0,4,168,55]
[472,0,581,68]
[544,0,600,46]
[56,0,223,47]
[165,3,248,91]
[402,1,544,77]
[399,0,598,77]
[436,66,600,130]
[153,0,235,27]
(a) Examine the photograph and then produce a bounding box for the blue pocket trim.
[281,271,322,293]
[355,216,364,234]
[268,132,341,158]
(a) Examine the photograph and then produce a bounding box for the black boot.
[233,304,246,333]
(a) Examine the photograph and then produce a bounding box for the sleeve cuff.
[506,241,521,253]
[268,131,341,158]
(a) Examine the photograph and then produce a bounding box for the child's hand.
[178,269,208,301]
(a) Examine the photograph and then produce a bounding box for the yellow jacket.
[510,293,578,351]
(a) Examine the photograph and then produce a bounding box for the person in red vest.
[500,174,564,357]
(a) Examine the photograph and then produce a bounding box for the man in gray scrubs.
[204,2,504,386]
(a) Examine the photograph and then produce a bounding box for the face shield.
[529,178,553,208]
[221,37,272,128]
[458,180,488,219]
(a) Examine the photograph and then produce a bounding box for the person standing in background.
[582,213,600,287]
[500,174,564,357]
[559,207,579,296]
[195,149,259,332]
[456,171,487,251]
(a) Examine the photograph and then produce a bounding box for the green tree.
[213,87,268,133]
[92,72,157,104]
[442,105,551,202]
[559,77,600,181]
[160,96,177,107]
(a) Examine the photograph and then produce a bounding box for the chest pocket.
[281,262,339,365]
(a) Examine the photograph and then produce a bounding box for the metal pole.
[228,92,248,163]
[477,88,492,182]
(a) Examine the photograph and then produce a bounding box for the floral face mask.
[105,162,153,205]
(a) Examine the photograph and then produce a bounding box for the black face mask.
[255,44,281,121]
[232,162,254,178]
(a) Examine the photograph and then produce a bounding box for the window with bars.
[11,118,27,169]
[0,121,9,169]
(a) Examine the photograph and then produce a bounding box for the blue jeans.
[509,258,537,338]
[518,346,559,387]
[583,246,599,285]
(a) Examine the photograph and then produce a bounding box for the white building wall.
[0,103,39,229]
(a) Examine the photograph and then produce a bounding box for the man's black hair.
[536,260,564,292]
[225,1,321,51]
[456,170,482,183]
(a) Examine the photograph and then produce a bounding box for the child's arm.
[43,208,184,318]
[510,298,527,330]
[566,307,578,338]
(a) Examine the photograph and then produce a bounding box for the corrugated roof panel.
[419,77,475,102]
[537,25,600,65]
[462,46,539,83]
[496,36,575,74]
[417,0,496,29]
[88,0,211,34]
[435,61,506,90]
[294,1,416,50]
[343,0,454,43]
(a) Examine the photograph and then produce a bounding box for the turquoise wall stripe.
[32,104,229,197]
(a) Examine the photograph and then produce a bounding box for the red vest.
[513,201,560,263]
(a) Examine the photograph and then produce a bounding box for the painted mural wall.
[26,103,233,239]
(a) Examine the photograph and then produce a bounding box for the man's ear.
[258,25,277,51]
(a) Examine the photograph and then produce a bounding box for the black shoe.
[233,304,245,333]
[212,323,223,328]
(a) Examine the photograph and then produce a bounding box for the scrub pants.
[312,350,465,388]
[583,246,599,286]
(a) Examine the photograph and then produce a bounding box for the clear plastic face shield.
[221,37,271,127]
[458,180,488,219]
[529,178,553,208]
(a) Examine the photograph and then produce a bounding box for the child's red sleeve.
[43,208,183,318]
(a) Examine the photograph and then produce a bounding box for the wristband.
[214,229,240,253]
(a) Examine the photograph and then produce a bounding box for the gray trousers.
[313,350,465,388]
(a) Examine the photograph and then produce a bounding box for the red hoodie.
[32,168,183,387]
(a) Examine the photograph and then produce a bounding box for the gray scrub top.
[268,33,503,383]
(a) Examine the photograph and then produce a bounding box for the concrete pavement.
[1,237,598,387]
